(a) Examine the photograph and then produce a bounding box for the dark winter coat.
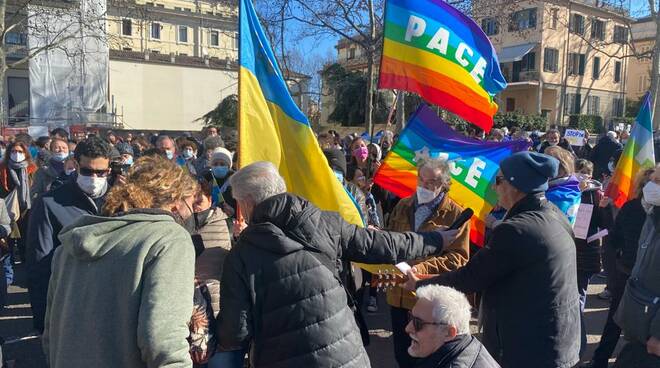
[611,198,647,276]
[575,181,604,275]
[538,140,575,156]
[25,179,105,332]
[418,193,580,368]
[217,193,444,368]
[416,335,500,368]
[591,136,623,179]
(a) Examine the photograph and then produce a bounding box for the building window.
[207,11,214,15]
[613,98,624,117]
[178,25,188,43]
[156,3,164,7]
[5,32,27,45]
[150,23,161,39]
[568,53,586,76]
[520,52,536,71]
[232,32,238,49]
[122,19,132,36]
[570,13,585,35]
[613,26,628,44]
[481,17,499,36]
[509,8,537,31]
[506,98,515,112]
[591,19,605,40]
[348,48,356,60]
[210,30,219,46]
[565,93,582,115]
[146,2,154,6]
[587,96,600,115]
[592,57,600,79]
[550,9,559,30]
[614,61,621,83]
[123,47,132,51]
[543,48,559,73]
[174,6,182,11]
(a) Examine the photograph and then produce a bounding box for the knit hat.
[115,142,134,156]
[211,147,233,168]
[499,151,559,193]
[323,148,347,176]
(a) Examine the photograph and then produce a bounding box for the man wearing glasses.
[26,137,113,333]
[406,285,499,367]
[406,151,579,368]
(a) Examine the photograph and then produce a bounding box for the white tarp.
[28,0,108,126]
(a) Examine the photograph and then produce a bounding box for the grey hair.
[607,131,618,140]
[229,161,287,206]
[416,285,471,335]
[418,157,452,191]
[156,135,174,147]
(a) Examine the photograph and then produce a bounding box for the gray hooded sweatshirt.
[43,210,195,368]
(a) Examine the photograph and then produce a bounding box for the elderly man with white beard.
[405,285,499,368]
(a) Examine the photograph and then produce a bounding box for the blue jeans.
[2,256,12,285]
[207,349,245,368]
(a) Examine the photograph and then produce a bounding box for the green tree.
[197,94,238,128]
[321,63,388,126]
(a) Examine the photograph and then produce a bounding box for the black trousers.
[591,267,628,365]
[390,306,418,368]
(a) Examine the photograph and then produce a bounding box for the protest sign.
[564,129,585,146]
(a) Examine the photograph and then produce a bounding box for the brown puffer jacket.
[386,194,470,309]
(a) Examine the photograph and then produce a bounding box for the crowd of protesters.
[0,123,658,368]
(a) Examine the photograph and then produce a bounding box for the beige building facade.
[626,17,655,100]
[478,0,631,127]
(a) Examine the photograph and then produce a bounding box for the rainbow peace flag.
[238,0,362,225]
[379,0,507,132]
[606,92,655,208]
[374,105,529,245]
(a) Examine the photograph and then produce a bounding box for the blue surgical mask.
[52,152,68,162]
[124,156,134,166]
[182,149,194,159]
[334,170,344,183]
[212,166,229,178]
[166,150,174,160]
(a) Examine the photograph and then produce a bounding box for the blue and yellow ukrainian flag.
[238,0,362,226]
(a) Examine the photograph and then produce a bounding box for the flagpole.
[237,0,243,170]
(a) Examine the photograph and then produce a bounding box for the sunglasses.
[79,167,110,177]
[408,311,446,332]
[495,175,505,185]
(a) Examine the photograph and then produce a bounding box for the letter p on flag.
[405,15,426,42]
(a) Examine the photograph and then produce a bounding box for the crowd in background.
[0,123,657,368]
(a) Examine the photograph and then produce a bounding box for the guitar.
[368,269,437,291]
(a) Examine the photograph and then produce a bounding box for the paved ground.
[1,263,621,367]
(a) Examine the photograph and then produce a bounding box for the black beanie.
[323,148,347,176]
[499,151,559,193]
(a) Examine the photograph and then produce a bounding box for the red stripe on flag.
[379,72,495,132]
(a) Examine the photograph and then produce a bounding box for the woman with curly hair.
[43,155,199,368]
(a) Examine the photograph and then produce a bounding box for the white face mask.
[10,152,25,163]
[642,181,660,210]
[416,186,440,204]
[76,174,108,198]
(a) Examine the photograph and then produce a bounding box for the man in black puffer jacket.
[217,161,454,367]
[407,152,579,368]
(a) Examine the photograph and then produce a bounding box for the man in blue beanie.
[406,151,580,368]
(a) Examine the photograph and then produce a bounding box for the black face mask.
[194,208,212,229]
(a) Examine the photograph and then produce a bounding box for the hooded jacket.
[43,210,195,368]
[217,193,443,368]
